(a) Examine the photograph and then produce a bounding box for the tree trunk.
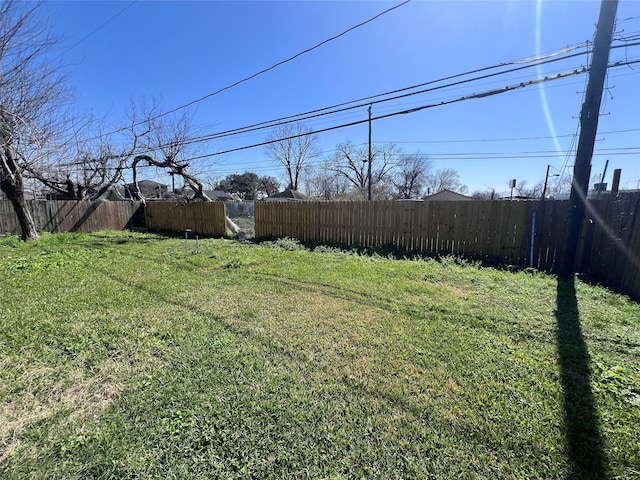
[7,190,39,240]
[0,157,40,241]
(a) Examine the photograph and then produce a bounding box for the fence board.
[251,196,639,299]
[144,201,226,236]
[0,200,142,235]
[133,195,637,299]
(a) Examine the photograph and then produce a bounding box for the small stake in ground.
[185,228,191,251]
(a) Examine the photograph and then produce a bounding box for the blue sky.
[43,0,640,195]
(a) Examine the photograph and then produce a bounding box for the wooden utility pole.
[367,104,373,201]
[542,165,552,199]
[560,0,618,278]
[611,168,621,194]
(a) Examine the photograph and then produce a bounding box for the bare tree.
[328,142,400,199]
[513,179,544,199]
[265,123,318,190]
[0,2,69,240]
[33,98,210,204]
[374,143,402,199]
[328,141,367,195]
[302,163,350,200]
[548,173,572,197]
[127,99,211,203]
[393,153,431,199]
[425,168,468,195]
[26,128,131,200]
[471,188,496,200]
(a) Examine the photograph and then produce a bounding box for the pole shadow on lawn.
[555,278,608,479]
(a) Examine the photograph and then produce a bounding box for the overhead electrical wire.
[49,147,638,177]
[63,40,600,155]
[210,147,640,169]
[203,150,639,176]
[374,128,640,144]
[261,65,640,141]
[49,126,640,172]
[52,56,640,171]
[60,1,138,55]
[95,0,413,138]
[144,40,640,152]
[174,58,640,162]
[75,36,638,150]
[169,43,603,146]
[50,33,640,172]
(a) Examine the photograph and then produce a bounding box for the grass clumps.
[0,231,638,479]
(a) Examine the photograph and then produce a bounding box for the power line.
[54,58,640,170]
[201,149,639,176]
[198,136,640,172]
[183,64,600,161]
[154,41,640,150]
[188,131,640,171]
[45,146,637,177]
[291,65,640,137]
[60,1,138,55]
[203,58,637,159]
[174,43,602,146]
[211,149,640,170]
[75,37,638,149]
[374,128,640,145]
[98,0,413,137]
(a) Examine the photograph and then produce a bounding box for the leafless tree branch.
[0,1,70,239]
[265,123,318,191]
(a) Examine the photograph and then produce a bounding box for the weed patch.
[1,231,638,479]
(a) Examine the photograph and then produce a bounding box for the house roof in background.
[270,189,309,200]
[125,180,168,188]
[423,190,474,201]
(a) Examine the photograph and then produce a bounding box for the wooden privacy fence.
[143,201,227,236]
[256,200,566,268]
[0,200,142,235]
[255,195,640,298]
[2,197,637,298]
[582,193,640,297]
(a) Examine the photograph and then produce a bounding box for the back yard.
[0,231,638,479]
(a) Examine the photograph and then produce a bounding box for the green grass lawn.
[0,231,638,479]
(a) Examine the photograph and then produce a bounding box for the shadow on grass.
[92,251,613,471]
[97,266,549,459]
[555,278,608,479]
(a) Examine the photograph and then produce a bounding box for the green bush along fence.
[255,195,640,299]
[1,196,637,298]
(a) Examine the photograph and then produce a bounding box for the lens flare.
[536,0,566,160]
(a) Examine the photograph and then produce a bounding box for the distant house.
[124,180,168,200]
[96,185,127,201]
[267,189,309,201]
[173,187,234,201]
[422,189,474,201]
